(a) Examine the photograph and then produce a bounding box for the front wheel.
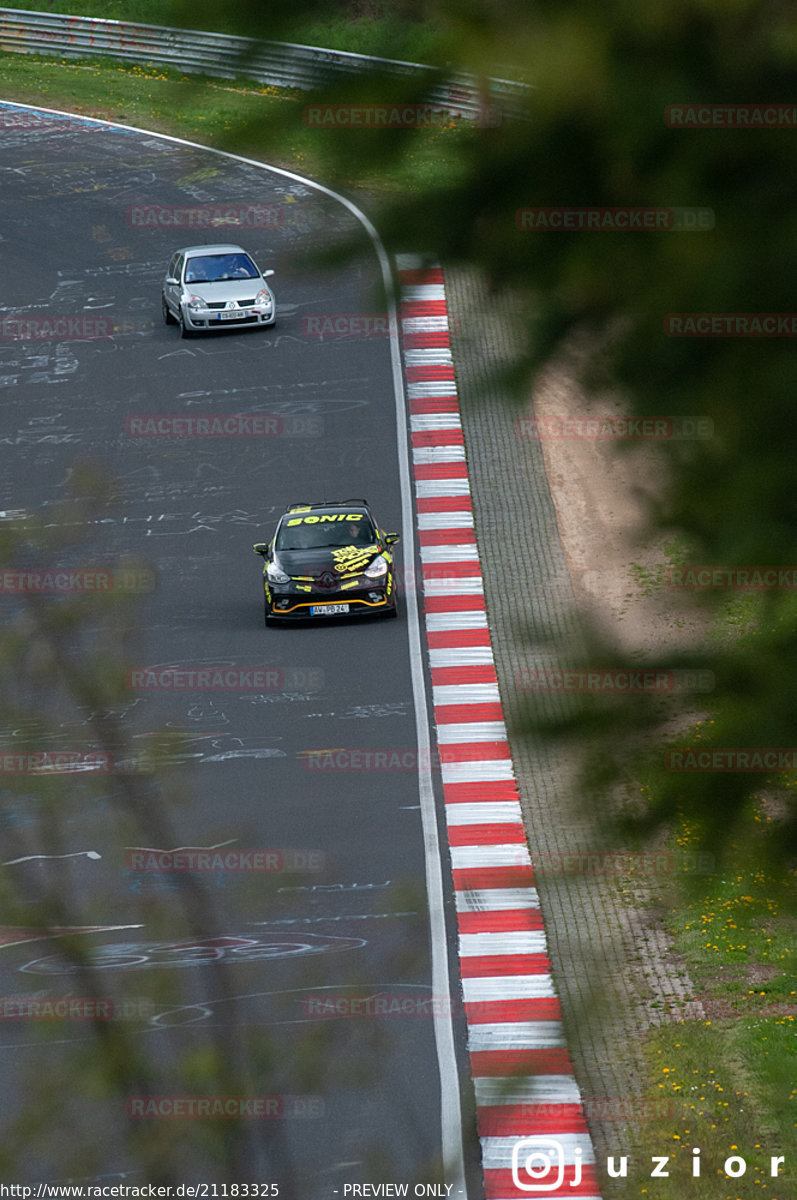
[178,309,193,339]
[161,295,176,325]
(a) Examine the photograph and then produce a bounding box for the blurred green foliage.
[191,0,797,875]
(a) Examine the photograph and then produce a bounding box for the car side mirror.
[253,543,269,556]
[165,276,179,285]
[384,533,400,546]
[262,269,275,278]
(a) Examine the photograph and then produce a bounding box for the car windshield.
[276,516,376,551]
[184,253,258,283]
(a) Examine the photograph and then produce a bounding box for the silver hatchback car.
[161,243,276,337]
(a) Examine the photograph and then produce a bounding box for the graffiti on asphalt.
[20,933,366,974]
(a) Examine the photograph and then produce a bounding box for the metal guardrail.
[0,7,529,121]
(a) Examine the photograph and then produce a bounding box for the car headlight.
[256,288,272,307]
[266,559,290,584]
[186,294,205,310]
[364,555,388,579]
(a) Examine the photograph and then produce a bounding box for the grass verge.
[597,810,795,1199]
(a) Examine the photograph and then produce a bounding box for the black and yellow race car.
[253,500,400,625]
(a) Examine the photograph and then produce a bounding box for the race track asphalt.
[0,116,477,1197]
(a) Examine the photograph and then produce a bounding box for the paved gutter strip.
[396,256,602,1200]
[439,267,705,1181]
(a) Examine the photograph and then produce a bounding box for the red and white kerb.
[397,256,601,1199]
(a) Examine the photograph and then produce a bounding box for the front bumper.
[265,582,396,620]
[183,304,275,330]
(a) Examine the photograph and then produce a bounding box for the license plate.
[310,603,350,615]
[218,310,247,320]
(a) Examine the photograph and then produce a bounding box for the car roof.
[282,500,372,517]
[177,244,249,257]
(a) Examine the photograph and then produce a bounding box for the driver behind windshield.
[185,261,209,282]
[185,254,257,283]
[277,517,375,550]
[336,519,376,547]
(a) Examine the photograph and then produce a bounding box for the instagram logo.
[512,1137,581,1191]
